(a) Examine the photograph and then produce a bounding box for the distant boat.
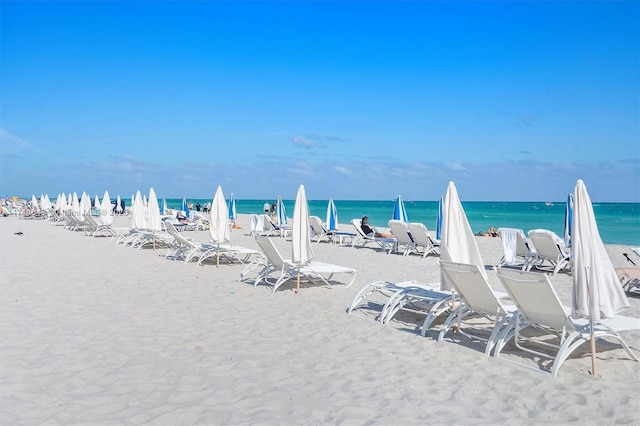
[545,202,554,206]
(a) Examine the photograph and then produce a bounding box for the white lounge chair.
[437,260,517,356]
[259,214,284,237]
[388,220,416,256]
[309,215,334,243]
[527,229,572,275]
[348,279,451,324]
[495,267,640,376]
[617,268,640,294]
[199,239,261,266]
[253,235,357,292]
[497,227,537,270]
[309,215,355,245]
[350,219,396,253]
[406,222,440,258]
[164,221,213,263]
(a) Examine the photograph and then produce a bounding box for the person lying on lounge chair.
[361,216,394,239]
[176,211,188,222]
[476,227,499,237]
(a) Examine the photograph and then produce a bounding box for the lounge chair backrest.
[165,221,197,249]
[192,211,210,224]
[495,268,571,332]
[84,214,99,229]
[498,227,532,264]
[407,222,434,246]
[249,214,259,233]
[528,229,569,260]
[388,220,412,245]
[439,260,507,316]
[261,214,276,231]
[351,218,369,238]
[309,216,327,237]
[254,235,287,270]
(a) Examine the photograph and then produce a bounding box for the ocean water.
[158,198,639,246]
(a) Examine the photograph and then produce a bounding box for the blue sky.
[1,1,638,202]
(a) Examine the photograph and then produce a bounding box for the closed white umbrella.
[210,186,230,267]
[42,194,52,211]
[572,179,630,375]
[292,184,314,293]
[93,195,101,211]
[440,181,485,291]
[57,193,66,212]
[146,188,162,232]
[100,190,113,226]
[147,187,162,250]
[72,192,80,219]
[132,190,146,230]
[31,194,39,211]
[80,192,91,221]
[116,195,123,214]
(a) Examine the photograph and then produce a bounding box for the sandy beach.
[1,214,639,425]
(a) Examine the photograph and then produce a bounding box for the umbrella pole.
[451,295,457,333]
[217,243,220,268]
[590,325,597,376]
[586,269,596,376]
[296,268,300,294]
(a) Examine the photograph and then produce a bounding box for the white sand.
[1,214,639,425]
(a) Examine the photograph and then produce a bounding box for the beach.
[1,214,639,425]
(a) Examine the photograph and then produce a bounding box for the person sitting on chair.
[176,211,188,223]
[361,216,394,238]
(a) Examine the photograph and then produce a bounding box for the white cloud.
[0,128,41,157]
[291,136,315,148]
[445,162,466,171]
[333,166,351,175]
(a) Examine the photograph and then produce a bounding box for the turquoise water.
[156,198,639,246]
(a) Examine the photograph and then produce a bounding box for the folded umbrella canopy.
[564,193,574,248]
[276,195,287,227]
[72,192,80,218]
[228,193,237,220]
[80,192,91,221]
[326,197,338,231]
[146,187,162,250]
[210,185,230,267]
[436,195,443,242]
[572,179,630,375]
[115,195,123,214]
[392,195,409,222]
[181,196,190,219]
[292,185,314,293]
[100,190,113,226]
[439,182,485,291]
[132,190,147,230]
